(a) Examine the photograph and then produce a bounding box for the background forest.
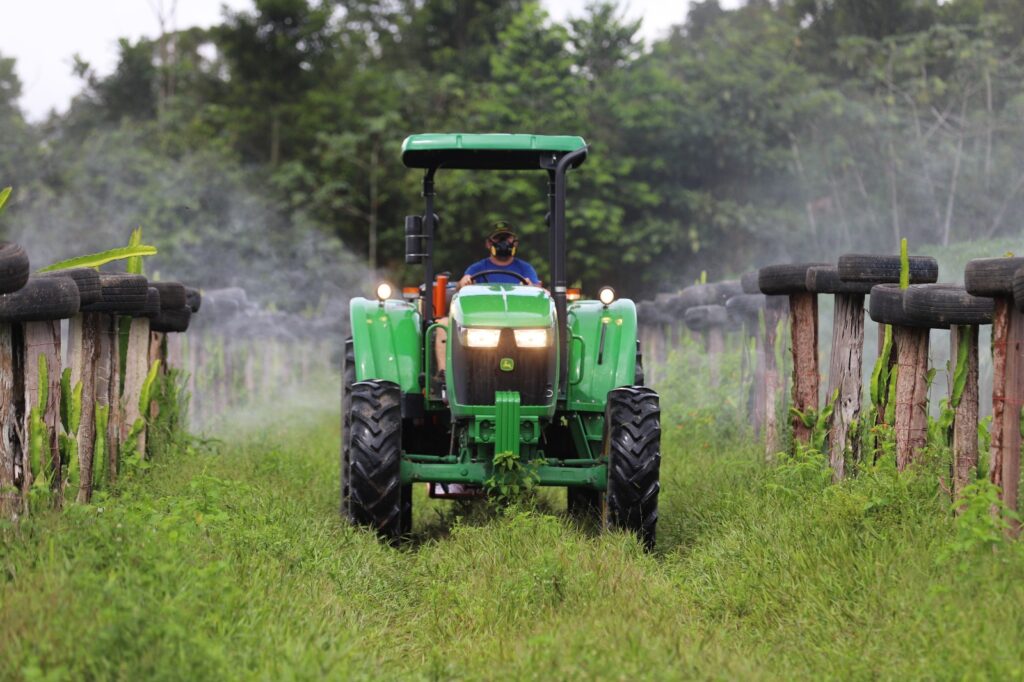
[3,0,1024,307]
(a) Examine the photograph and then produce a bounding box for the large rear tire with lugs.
[605,386,661,550]
[340,338,355,520]
[347,379,407,543]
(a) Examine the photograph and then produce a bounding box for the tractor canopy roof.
[401,133,587,170]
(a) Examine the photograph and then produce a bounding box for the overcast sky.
[1,0,736,121]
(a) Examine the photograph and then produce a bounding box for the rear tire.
[605,386,661,550]
[340,338,354,519]
[347,380,406,543]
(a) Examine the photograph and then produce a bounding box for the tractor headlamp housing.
[376,282,393,301]
[598,286,616,306]
[461,327,502,348]
[513,328,549,348]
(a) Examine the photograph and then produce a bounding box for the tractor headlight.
[463,327,501,348]
[376,282,393,301]
[513,328,549,348]
[598,286,616,306]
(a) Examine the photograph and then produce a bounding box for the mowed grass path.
[3,391,1024,680]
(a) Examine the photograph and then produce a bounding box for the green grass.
[3,355,1024,680]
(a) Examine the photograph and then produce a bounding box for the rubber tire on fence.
[0,242,30,295]
[347,380,406,543]
[151,281,187,310]
[150,306,191,333]
[0,276,80,322]
[1014,268,1024,312]
[758,263,830,295]
[904,284,994,327]
[606,386,660,551]
[41,268,101,306]
[341,339,355,520]
[725,293,765,318]
[741,271,760,294]
[805,266,873,295]
[678,284,719,309]
[714,280,744,304]
[684,304,727,332]
[837,254,939,284]
[965,257,1024,297]
[185,287,202,313]
[82,274,148,314]
[869,284,935,328]
[141,287,161,319]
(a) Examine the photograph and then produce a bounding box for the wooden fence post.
[951,325,980,499]
[22,320,62,501]
[0,324,22,517]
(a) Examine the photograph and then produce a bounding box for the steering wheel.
[468,269,531,284]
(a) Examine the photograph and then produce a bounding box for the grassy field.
[3,358,1024,680]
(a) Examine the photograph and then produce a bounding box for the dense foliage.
[3,0,1024,302]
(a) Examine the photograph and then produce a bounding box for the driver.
[457,222,540,288]
[434,221,540,389]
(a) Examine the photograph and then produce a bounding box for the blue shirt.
[464,258,539,285]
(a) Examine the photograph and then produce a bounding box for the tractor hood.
[450,285,555,328]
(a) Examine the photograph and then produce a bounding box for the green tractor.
[342,133,661,548]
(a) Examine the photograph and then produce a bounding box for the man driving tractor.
[435,222,540,378]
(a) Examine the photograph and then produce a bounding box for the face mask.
[491,240,515,258]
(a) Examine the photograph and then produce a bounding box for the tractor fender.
[349,297,422,394]
[566,299,639,411]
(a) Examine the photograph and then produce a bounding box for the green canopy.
[401,133,587,170]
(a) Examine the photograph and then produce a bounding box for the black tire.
[805,266,873,295]
[151,281,187,310]
[0,276,79,322]
[81,274,148,314]
[684,304,727,331]
[740,271,760,294]
[41,268,101,306]
[0,242,30,295]
[904,284,994,327]
[141,287,161,319]
[341,338,355,519]
[348,380,406,543]
[838,253,939,284]
[1014,268,1024,312]
[713,280,744,304]
[186,287,202,313]
[678,284,719,309]
[605,386,660,550]
[869,284,935,328]
[150,306,191,333]
[965,257,1024,297]
[725,293,765,318]
[758,263,830,295]
[635,301,654,326]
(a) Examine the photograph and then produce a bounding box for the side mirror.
[405,215,425,264]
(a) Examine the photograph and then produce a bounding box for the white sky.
[1,0,736,121]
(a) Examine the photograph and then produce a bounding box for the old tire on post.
[869,284,938,328]
[141,287,162,319]
[838,254,939,284]
[758,263,830,295]
[348,379,406,543]
[151,281,187,310]
[41,268,101,306]
[0,276,80,322]
[150,307,191,333]
[605,386,661,551]
[684,304,727,332]
[725,293,765,319]
[965,257,1024,297]
[81,274,148,314]
[0,242,30,295]
[185,287,202,313]
[740,271,760,294]
[904,284,994,327]
[805,266,873,295]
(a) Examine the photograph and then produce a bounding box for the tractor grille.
[452,328,555,406]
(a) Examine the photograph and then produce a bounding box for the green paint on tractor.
[342,133,662,549]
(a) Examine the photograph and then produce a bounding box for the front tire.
[347,380,408,543]
[605,386,661,550]
[340,338,354,519]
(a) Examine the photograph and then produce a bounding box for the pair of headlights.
[461,327,550,348]
[376,282,616,305]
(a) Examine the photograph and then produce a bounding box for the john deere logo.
[499,357,515,372]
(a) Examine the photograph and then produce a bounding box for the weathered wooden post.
[758,263,829,446]
[120,286,161,460]
[726,292,766,431]
[805,266,871,480]
[0,242,30,517]
[11,278,81,506]
[902,284,993,500]
[961,258,1024,534]
[684,304,727,386]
